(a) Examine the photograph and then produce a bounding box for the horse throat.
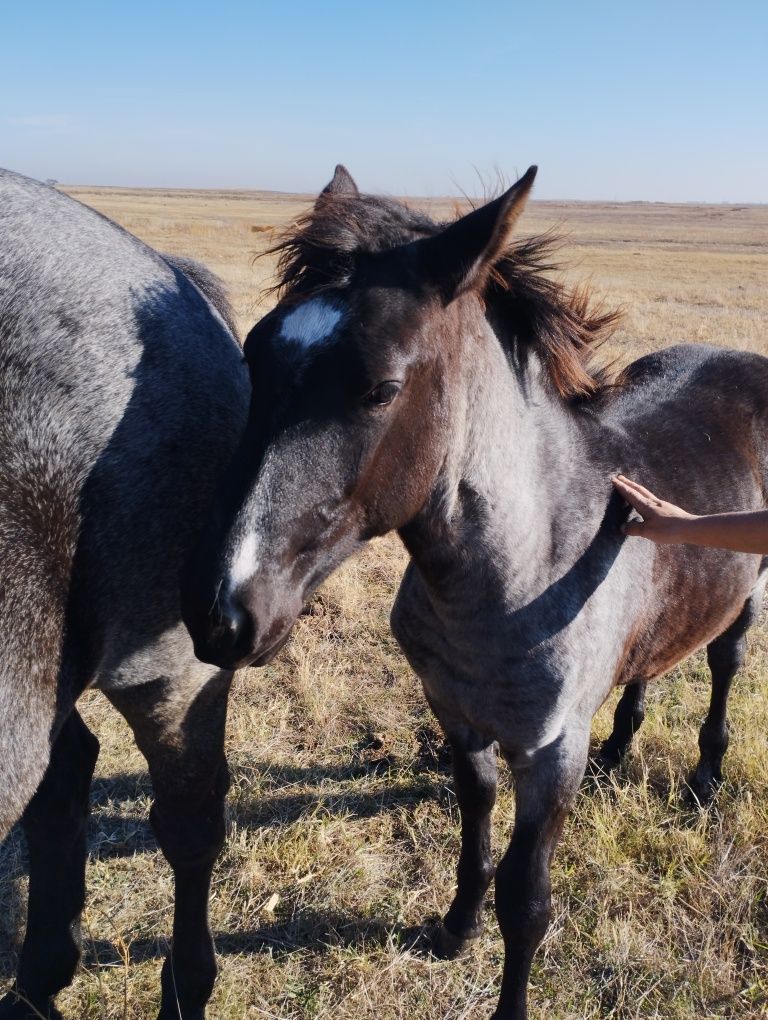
[400,339,586,603]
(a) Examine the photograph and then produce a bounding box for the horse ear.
[418,165,537,302]
[318,164,360,200]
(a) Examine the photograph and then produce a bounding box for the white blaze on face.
[229,531,259,588]
[278,297,342,348]
[223,298,342,594]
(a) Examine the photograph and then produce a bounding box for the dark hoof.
[0,991,63,1020]
[592,741,626,773]
[685,768,721,808]
[157,1005,205,1020]
[430,922,478,961]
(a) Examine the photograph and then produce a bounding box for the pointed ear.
[417,165,537,302]
[317,164,359,202]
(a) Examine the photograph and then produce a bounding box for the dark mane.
[489,235,622,400]
[264,193,439,300]
[263,192,621,400]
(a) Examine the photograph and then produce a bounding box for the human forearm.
[667,511,768,554]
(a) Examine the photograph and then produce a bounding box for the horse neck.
[401,325,599,602]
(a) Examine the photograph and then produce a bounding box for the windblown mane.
[489,235,621,399]
[263,192,621,400]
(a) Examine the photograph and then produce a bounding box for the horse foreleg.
[492,726,588,1020]
[432,731,497,959]
[107,667,232,1020]
[0,710,99,1020]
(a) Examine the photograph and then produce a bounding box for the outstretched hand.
[612,474,768,553]
[612,474,696,543]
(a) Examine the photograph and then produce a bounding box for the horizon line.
[56,182,768,208]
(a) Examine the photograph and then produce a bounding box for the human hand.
[612,474,697,543]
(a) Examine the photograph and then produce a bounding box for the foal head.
[182,163,590,668]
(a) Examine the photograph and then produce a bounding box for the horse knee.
[150,760,229,872]
[495,852,551,946]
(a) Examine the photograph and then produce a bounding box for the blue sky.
[2,1,766,201]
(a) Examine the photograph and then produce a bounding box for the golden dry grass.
[1,186,767,1020]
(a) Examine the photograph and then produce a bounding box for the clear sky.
[2,0,766,201]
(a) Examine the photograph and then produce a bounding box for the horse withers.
[0,170,250,1019]
[183,165,768,1019]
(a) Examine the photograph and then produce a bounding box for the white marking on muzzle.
[279,297,342,348]
[229,531,259,588]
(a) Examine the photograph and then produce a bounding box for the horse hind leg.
[595,680,647,770]
[0,670,60,843]
[0,710,99,1020]
[688,575,765,805]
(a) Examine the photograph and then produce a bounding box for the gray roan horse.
[183,165,768,1019]
[0,170,249,1018]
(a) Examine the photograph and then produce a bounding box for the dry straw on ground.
[1,187,766,1019]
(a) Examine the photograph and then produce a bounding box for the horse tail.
[163,254,239,339]
[0,433,80,837]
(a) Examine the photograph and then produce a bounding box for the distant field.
[62,185,768,358]
[1,187,767,1019]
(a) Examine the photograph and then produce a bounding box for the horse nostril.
[217,594,248,644]
[184,577,259,668]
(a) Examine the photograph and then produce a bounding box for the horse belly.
[615,548,763,685]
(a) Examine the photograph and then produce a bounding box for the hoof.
[592,741,626,774]
[685,768,721,808]
[430,922,477,961]
[0,991,63,1020]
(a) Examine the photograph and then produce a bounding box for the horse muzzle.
[182,572,301,671]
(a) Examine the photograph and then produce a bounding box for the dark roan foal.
[0,170,250,1019]
[183,165,768,1019]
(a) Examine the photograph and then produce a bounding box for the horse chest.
[391,564,617,756]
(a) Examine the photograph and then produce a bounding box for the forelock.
[264,193,441,302]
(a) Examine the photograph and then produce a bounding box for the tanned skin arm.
[612,475,768,555]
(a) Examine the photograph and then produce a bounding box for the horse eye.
[364,381,401,406]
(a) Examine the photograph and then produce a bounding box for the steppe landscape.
[1,185,767,1019]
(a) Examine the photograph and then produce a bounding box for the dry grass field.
[1,185,767,1020]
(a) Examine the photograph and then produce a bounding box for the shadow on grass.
[0,755,443,978]
[1,733,733,983]
[583,735,736,830]
[231,769,441,830]
[79,908,436,969]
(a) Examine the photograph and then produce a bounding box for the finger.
[615,475,658,502]
[613,475,645,496]
[612,478,652,513]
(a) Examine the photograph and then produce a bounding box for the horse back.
[598,344,768,685]
[606,344,768,508]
